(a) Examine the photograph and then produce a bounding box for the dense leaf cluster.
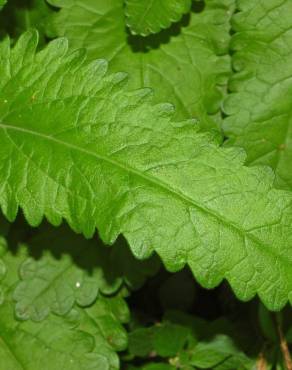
[0,0,291,369]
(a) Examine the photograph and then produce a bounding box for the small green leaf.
[153,323,190,357]
[188,335,252,369]
[128,327,155,357]
[129,322,189,358]
[125,0,192,36]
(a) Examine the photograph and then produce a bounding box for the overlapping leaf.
[223,0,292,190]
[0,299,127,370]
[0,31,292,310]
[127,311,255,369]
[46,0,233,128]
[0,224,129,370]
[0,0,52,43]
[125,0,192,36]
[12,225,159,321]
[13,228,119,321]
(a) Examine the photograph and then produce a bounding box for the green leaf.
[0,0,52,43]
[1,31,292,311]
[75,296,129,352]
[46,0,233,127]
[124,0,192,36]
[223,0,292,190]
[0,227,129,369]
[12,228,119,321]
[128,322,190,358]
[188,334,253,369]
[153,323,190,357]
[0,300,125,370]
[9,223,158,321]
[128,327,155,357]
[127,311,255,369]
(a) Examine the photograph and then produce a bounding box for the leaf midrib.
[0,121,280,262]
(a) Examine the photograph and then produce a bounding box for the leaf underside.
[223,0,292,190]
[125,0,192,36]
[46,0,234,129]
[0,31,292,311]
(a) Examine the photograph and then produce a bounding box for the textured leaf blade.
[12,224,159,321]
[0,301,124,370]
[223,0,292,190]
[0,226,129,370]
[46,0,233,128]
[1,31,292,310]
[125,0,192,36]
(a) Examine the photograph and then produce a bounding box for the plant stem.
[276,315,292,370]
[256,351,267,370]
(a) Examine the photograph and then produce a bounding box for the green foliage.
[223,0,292,190]
[46,0,233,128]
[12,226,158,321]
[0,0,52,41]
[127,311,255,369]
[0,0,292,369]
[124,0,192,36]
[0,220,129,369]
[1,30,292,311]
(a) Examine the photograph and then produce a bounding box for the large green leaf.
[124,0,192,36]
[0,31,292,310]
[223,0,292,190]
[46,0,233,128]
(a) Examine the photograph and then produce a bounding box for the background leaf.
[223,0,292,190]
[46,0,233,128]
[0,0,52,43]
[0,226,129,370]
[125,0,192,36]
